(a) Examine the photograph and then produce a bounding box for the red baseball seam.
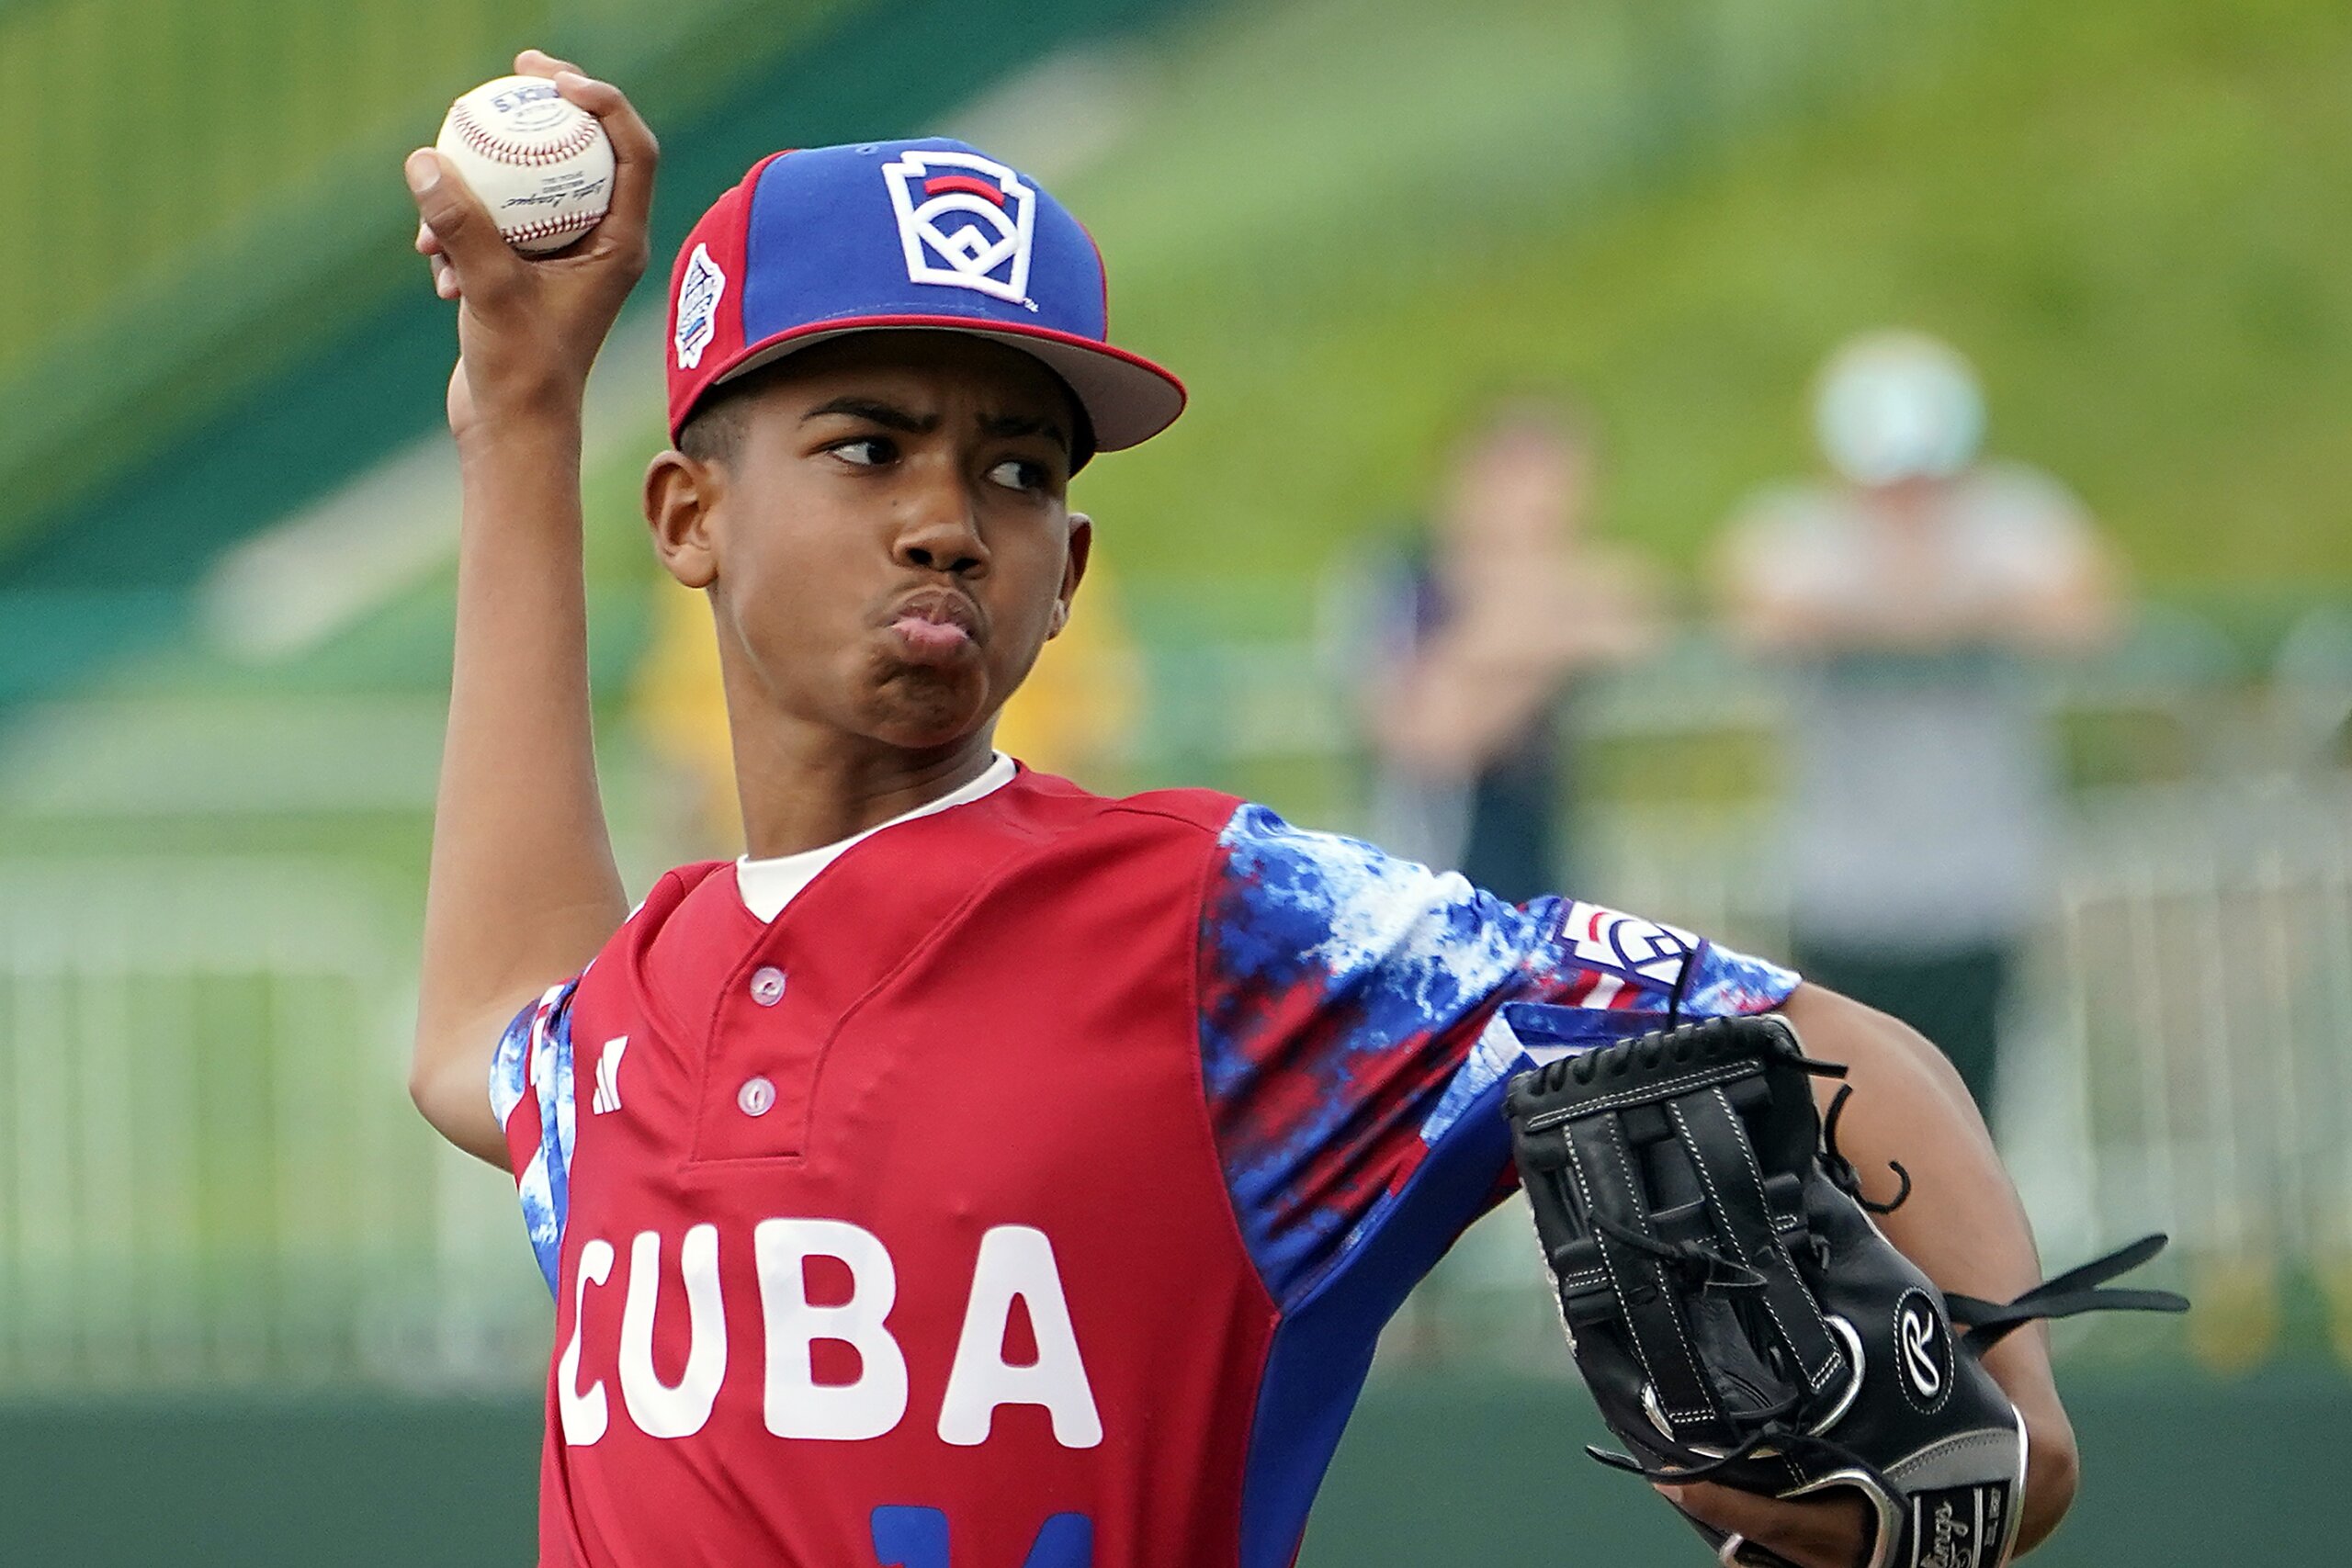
[447,100,605,167]
[502,210,603,244]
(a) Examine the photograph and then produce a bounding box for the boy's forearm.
[1779,983,2079,1553]
[415,411,628,1155]
[399,62,657,1164]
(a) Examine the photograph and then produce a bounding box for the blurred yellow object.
[629,562,1144,853]
[992,560,1145,784]
[2185,1254,2278,1375]
[632,584,744,852]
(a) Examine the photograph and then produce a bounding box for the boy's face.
[648,331,1090,754]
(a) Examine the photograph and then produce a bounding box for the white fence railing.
[0,775,2345,1390]
[0,860,545,1393]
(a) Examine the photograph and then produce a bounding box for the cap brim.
[698,314,1186,456]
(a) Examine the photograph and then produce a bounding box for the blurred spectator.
[1360,397,1661,903]
[1714,331,2123,1115]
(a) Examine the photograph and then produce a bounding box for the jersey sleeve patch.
[490,979,583,1297]
[1196,805,1800,1314]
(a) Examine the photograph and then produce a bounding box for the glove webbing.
[1559,1077,1844,1450]
[1673,1086,1846,1399]
[1562,1111,1729,1436]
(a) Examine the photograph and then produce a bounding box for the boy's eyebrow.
[801,396,1069,456]
[980,412,1072,454]
[801,396,939,433]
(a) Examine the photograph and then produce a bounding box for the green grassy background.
[787,0,2352,626]
[17,0,2346,712]
[0,0,869,559]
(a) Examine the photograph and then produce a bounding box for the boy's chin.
[857,674,991,752]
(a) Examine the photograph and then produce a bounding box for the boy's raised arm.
[404,52,659,1167]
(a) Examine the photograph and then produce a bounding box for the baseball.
[434,74,615,254]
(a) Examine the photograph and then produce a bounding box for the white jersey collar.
[734,752,1016,921]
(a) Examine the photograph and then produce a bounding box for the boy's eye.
[833,436,894,466]
[988,458,1046,492]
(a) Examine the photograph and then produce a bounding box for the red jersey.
[491,766,1794,1567]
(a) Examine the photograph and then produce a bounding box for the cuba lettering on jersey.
[491,768,1796,1568]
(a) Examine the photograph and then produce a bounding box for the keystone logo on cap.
[663,138,1185,466]
[881,149,1036,307]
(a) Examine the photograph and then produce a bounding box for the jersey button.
[738,1076,776,1117]
[749,965,786,1006]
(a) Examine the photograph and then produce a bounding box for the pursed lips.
[883,586,983,659]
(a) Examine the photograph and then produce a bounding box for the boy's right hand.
[406,49,658,442]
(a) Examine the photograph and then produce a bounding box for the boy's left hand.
[1659,1481,1871,1568]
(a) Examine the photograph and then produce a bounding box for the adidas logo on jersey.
[591,1037,628,1115]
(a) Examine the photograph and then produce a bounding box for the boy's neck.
[731,726,1001,860]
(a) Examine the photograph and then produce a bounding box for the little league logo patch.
[882,150,1037,307]
[1556,900,1702,989]
[675,243,725,370]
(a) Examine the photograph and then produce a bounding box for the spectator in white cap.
[1713,330,2123,1121]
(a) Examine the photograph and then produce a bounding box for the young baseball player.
[404,52,2084,1568]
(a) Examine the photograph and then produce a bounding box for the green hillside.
[0,0,865,558]
[779,0,2348,633]
[40,0,2352,706]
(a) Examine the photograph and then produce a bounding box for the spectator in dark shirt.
[1360,398,1660,903]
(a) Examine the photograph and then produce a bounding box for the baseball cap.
[665,139,1184,465]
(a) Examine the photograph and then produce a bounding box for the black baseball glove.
[1504,1013,2188,1568]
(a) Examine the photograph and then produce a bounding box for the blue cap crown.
[667,138,1182,457]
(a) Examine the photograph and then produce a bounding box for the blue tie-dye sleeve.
[488,977,583,1298]
[1196,803,1797,1314]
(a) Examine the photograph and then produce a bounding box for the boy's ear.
[1052,513,1093,638]
[645,449,720,590]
